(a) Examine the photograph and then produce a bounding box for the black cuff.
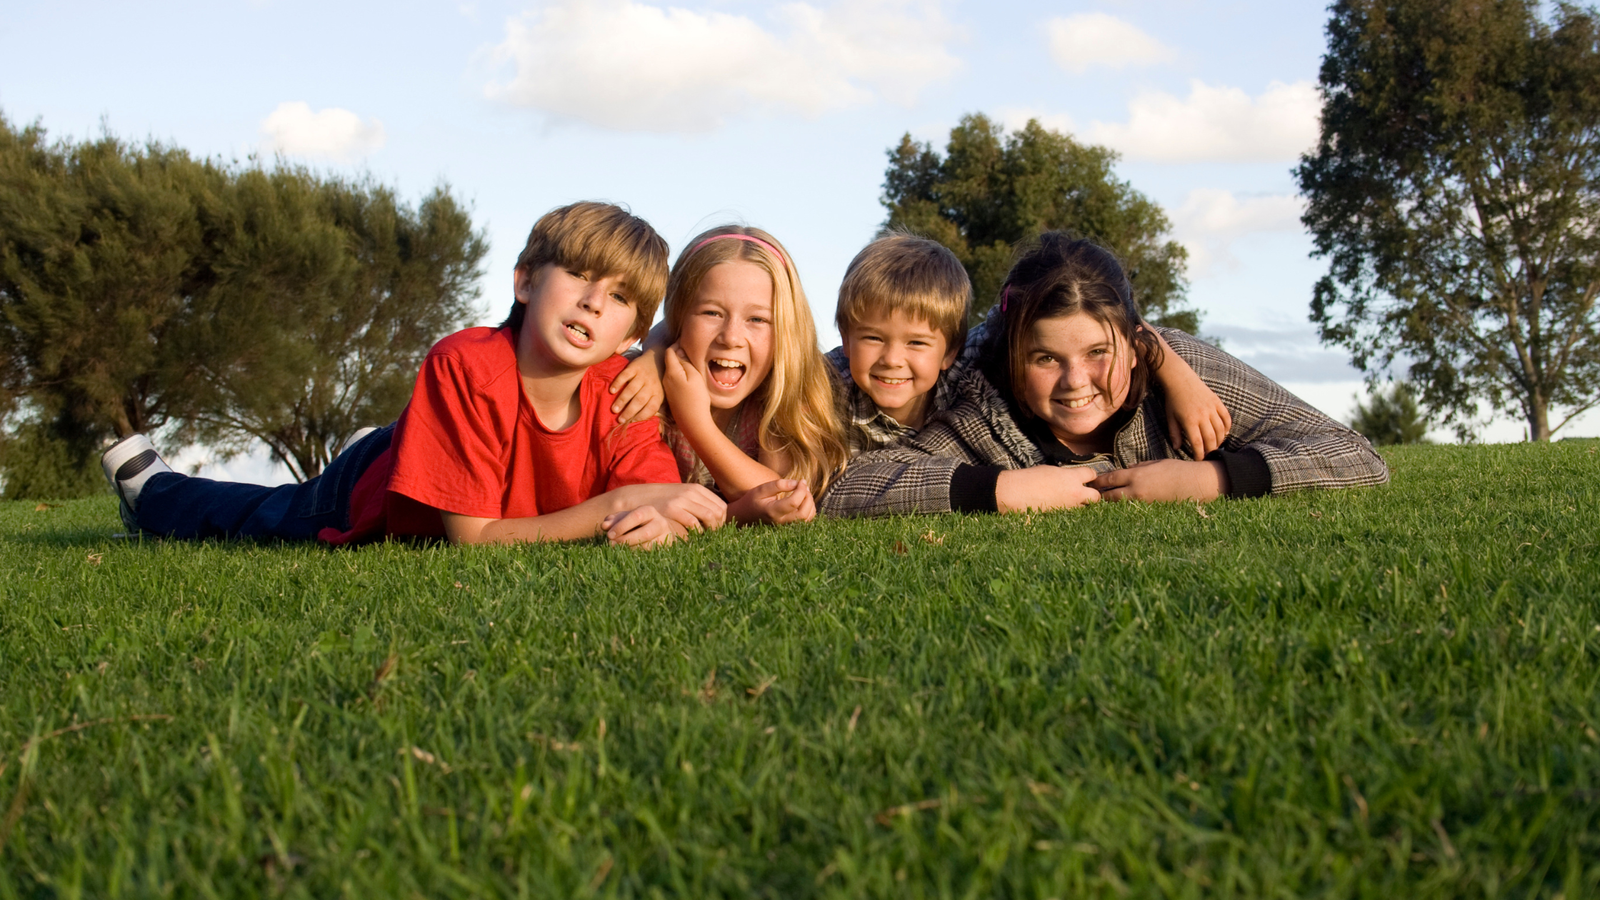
[949,464,1003,513]
[1213,448,1271,498]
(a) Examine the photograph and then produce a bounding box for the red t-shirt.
[319,326,680,545]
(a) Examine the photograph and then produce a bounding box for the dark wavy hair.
[979,232,1163,420]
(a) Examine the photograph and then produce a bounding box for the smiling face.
[675,260,776,416]
[513,263,640,377]
[843,309,956,428]
[1019,312,1136,454]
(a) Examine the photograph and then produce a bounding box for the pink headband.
[690,233,787,265]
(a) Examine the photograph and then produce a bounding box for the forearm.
[676,414,782,497]
[818,454,973,517]
[1246,433,1389,494]
[441,493,629,545]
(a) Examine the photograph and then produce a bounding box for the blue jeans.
[135,425,394,541]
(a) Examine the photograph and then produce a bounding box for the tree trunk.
[1528,394,1551,442]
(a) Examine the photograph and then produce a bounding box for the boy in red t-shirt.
[102,202,725,549]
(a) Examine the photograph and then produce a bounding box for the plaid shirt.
[818,328,1389,517]
[826,309,995,455]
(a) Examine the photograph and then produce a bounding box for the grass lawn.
[2,441,1598,898]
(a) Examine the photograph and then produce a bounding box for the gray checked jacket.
[818,328,1389,517]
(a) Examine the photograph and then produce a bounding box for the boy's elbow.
[440,511,496,544]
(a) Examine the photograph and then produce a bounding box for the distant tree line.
[0,113,487,499]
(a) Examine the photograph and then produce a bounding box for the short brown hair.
[835,233,971,349]
[501,202,669,339]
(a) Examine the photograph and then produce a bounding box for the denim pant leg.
[134,425,395,541]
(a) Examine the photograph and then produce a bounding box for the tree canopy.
[882,113,1195,332]
[1297,0,1600,441]
[0,113,486,497]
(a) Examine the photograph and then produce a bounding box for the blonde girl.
[613,226,848,525]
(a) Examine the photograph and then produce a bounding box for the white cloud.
[1087,80,1320,163]
[995,107,1075,136]
[1046,13,1173,73]
[258,102,386,161]
[484,0,962,133]
[1170,189,1304,277]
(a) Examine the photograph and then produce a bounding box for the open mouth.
[872,374,912,386]
[1057,396,1094,410]
[565,322,592,343]
[709,358,746,388]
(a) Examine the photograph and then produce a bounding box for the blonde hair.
[836,232,971,349]
[663,225,849,492]
[503,201,669,340]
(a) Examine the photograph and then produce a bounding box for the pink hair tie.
[690,233,787,265]
[1000,285,1012,313]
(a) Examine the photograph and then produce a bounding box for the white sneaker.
[100,434,173,530]
[334,426,378,459]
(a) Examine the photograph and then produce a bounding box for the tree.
[882,113,1196,332]
[1297,0,1600,441]
[0,113,487,496]
[0,115,227,496]
[182,170,486,481]
[1350,381,1432,446]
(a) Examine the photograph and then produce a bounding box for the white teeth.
[1062,397,1092,409]
[876,376,910,385]
[566,323,590,339]
[710,359,744,369]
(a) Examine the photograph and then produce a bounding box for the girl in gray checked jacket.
[818,233,1389,517]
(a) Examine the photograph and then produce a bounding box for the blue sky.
[2,0,1581,478]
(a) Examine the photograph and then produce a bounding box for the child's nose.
[1063,362,1089,390]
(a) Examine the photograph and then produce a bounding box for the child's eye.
[611,292,631,305]
[567,269,588,280]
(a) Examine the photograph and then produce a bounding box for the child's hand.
[1165,381,1231,459]
[729,478,815,526]
[1147,329,1231,457]
[602,505,687,549]
[612,482,727,533]
[994,466,1101,513]
[1091,459,1229,503]
[662,345,713,426]
[609,347,666,424]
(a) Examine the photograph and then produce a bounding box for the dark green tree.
[0,113,487,496]
[1350,381,1432,445]
[882,113,1196,331]
[184,170,486,481]
[0,115,226,496]
[1297,0,1600,441]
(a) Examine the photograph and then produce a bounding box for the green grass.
[2,441,1598,898]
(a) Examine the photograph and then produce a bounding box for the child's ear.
[615,334,639,357]
[940,343,958,371]
[513,266,538,304]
